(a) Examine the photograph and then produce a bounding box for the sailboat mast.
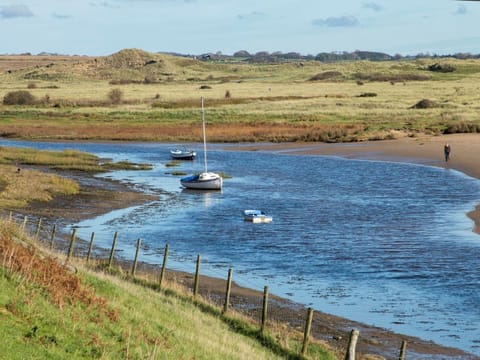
[201,97,208,173]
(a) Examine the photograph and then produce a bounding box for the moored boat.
[243,209,273,223]
[170,146,196,160]
[180,97,222,190]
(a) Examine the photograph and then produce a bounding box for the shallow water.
[2,139,480,356]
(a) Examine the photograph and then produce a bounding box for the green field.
[1,49,480,142]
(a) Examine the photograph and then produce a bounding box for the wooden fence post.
[344,329,360,360]
[21,215,27,232]
[131,238,141,277]
[50,224,57,249]
[223,268,233,314]
[159,243,169,289]
[86,232,95,263]
[398,340,407,360]
[108,231,118,269]
[34,218,42,240]
[66,228,77,262]
[261,286,269,334]
[193,254,201,297]
[301,307,314,356]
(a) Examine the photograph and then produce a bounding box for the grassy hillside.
[0,220,336,359]
[1,49,480,142]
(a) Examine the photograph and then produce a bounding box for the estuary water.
[2,139,480,356]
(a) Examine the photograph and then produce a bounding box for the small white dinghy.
[243,210,273,223]
[170,146,196,160]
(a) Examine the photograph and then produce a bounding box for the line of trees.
[196,50,480,63]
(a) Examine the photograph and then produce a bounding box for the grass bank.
[0,219,336,359]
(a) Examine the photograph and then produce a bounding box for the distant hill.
[1,48,479,83]
[0,49,207,82]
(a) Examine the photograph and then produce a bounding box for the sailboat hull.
[180,97,223,191]
[181,173,222,190]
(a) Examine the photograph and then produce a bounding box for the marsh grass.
[0,165,79,208]
[0,146,152,172]
[0,147,152,209]
[1,55,480,142]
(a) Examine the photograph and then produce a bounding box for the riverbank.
[10,134,480,360]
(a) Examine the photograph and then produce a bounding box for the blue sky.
[1,0,479,56]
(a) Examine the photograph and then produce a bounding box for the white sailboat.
[180,97,223,190]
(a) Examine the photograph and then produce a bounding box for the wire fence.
[9,212,415,360]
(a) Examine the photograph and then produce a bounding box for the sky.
[1,0,479,57]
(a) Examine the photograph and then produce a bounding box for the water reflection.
[1,138,480,356]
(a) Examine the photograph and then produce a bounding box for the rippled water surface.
[2,139,480,356]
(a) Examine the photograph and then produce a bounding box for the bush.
[108,88,123,104]
[427,63,455,73]
[411,99,436,109]
[444,123,480,134]
[3,90,36,105]
[309,71,342,81]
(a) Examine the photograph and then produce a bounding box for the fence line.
[8,213,412,360]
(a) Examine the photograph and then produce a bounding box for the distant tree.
[108,88,123,104]
[254,51,270,57]
[233,50,250,57]
[284,52,302,59]
[3,90,36,105]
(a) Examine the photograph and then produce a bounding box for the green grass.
[0,146,152,209]
[0,146,152,172]
[0,221,337,359]
[1,51,480,143]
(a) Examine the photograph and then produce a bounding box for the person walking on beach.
[444,143,451,162]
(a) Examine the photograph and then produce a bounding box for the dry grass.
[1,51,480,142]
[0,221,114,317]
[0,165,79,208]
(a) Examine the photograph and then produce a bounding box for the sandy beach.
[14,133,480,360]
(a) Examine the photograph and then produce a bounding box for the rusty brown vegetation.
[1,49,480,143]
[0,223,117,319]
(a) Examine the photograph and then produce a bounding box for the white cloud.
[312,16,359,27]
[363,2,383,12]
[237,11,266,21]
[52,12,72,19]
[0,4,34,18]
[455,5,468,15]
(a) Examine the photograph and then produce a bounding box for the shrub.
[411,99,436,109]
[3,90,36,105]
[309,71,342,81]
[444,123,480,134]
[358,92,377,97]
[108,88,123,104]
[427,63,455,73]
